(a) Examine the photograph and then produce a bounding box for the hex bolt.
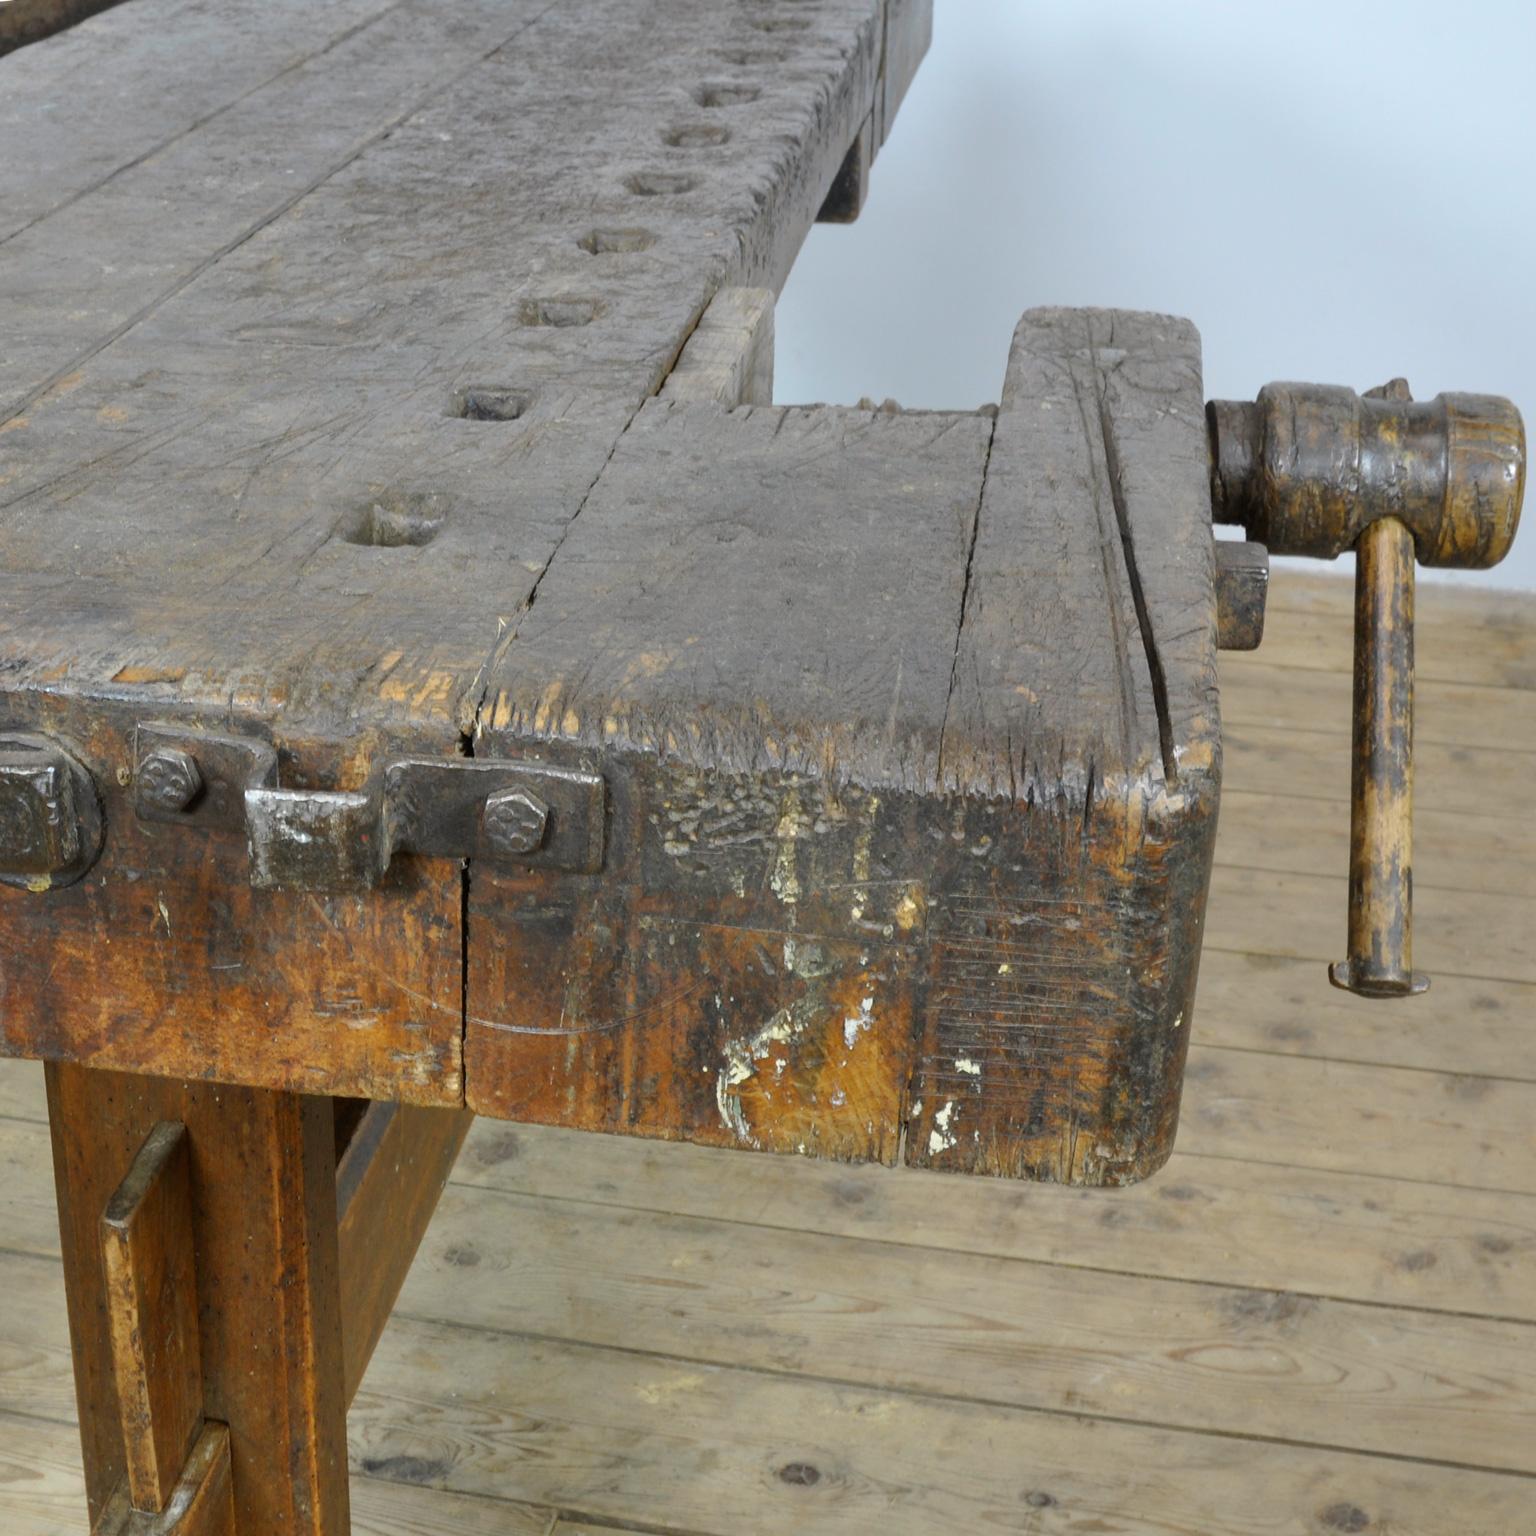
[136,748,205,817]
[481,787,549,857]
[0,734,103,888]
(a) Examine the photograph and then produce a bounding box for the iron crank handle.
[1207,379,1526,998]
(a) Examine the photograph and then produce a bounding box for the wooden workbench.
[4,571,1535,1535]
[0,3,1227,1530]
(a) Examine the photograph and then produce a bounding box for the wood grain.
[1255,570,1536,691]
[0,0,937,1118]
[466,309,1221,1186]
[7,566,1534,1534]
[382,1183,1536,1474]
[4,1265,1532,1536]
[1204,864,1536,984]
[657,287,776,406]
[0,1410,557,1536]
[349,1315,1536,1535]
[46,1066,349,1533]
[93,1424,235,1536]
[336,1101,474,1404]
[100,1123,202,1513]
[466,403,991,1164]
[4,1084,1529,1328]
[907,308,1219,1180]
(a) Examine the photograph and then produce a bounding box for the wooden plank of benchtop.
[0,0,401,238]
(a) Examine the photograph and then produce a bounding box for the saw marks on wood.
[1,569,1533,1530]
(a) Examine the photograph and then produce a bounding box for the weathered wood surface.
[0,0,936,1108]
[0,0,1223,1187]
[466,400,993,1164]
[657,286,776,406]
[6,564,1536,1534]
[906,307,1218,1179]
[464,309,1218,1184]
[4,572,1532,1529]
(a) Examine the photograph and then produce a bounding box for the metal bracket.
[134,726,605,892]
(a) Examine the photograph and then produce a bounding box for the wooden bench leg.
[335,1101,473,1406]
[46,1064,351,1536]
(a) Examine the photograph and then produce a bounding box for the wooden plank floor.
[2,568,1534,1534]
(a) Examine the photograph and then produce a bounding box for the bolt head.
[137,748,204,816]
[482,787,549,857]
[0,734,101,887]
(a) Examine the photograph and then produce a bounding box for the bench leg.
[46,1063,351,1535]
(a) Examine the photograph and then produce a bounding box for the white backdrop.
[776,1,1536,588]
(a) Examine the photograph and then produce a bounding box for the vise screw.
[1208,379,1525,998]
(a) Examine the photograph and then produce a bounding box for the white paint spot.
[928,1099,958,1155]
[1172,1011,1184,1030]
[715,1002,817,1145]
[954,1056,981,1077]
[842,994,874,1050]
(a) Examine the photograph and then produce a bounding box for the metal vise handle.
[1208,379,1526,998]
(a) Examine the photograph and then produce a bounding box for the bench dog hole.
[341,490,449,548]
[579,227,656,255]
[694,81,762,107]
[715,46,789,65]
[663,122,731,148]
[518,297,603,328]
[451,385,532,421]
[625,170,699,197]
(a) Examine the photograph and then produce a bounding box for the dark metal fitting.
[1205,377,1526,1000]
[132,724,603,892]
[135,747,205,817]
[482,788,550,856]
[1213,540,1269,651]
[0,733,103,889]
[1207,382,1524,568]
